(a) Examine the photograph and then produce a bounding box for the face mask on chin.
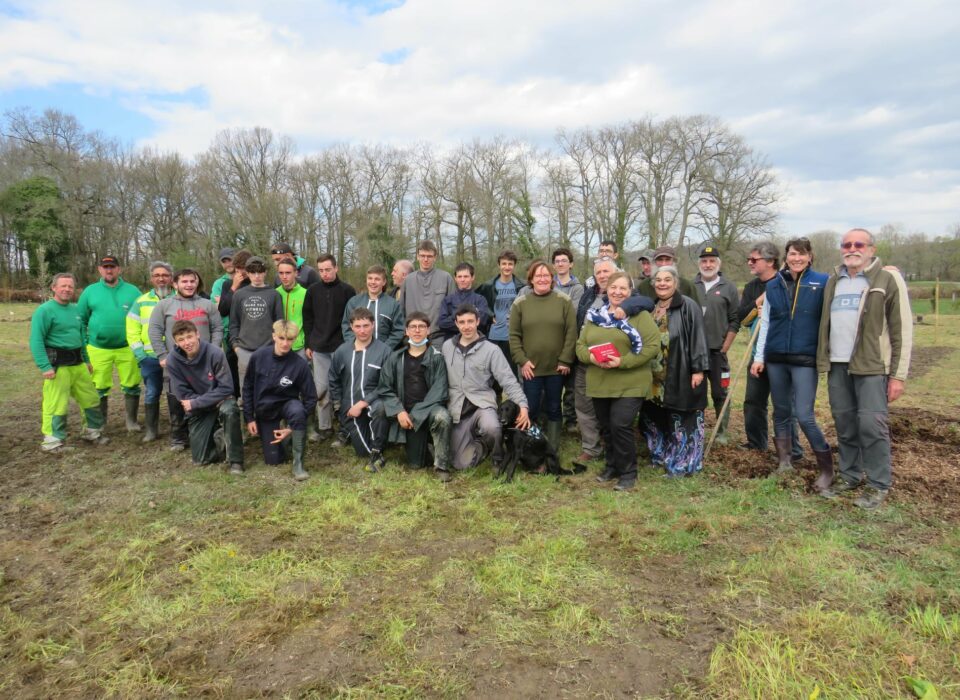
[408,337,429,347]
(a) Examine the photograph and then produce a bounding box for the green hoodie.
[77,278,142,349]
[277,283,307,350]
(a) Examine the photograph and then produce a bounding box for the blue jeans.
[139,356,164,404]
[766,362,828,452]
[524,374,564,422]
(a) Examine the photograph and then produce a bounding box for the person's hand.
[888,378,905,403]
[556,364,571,376]
[515,407,531,431]
[271,427,292,444]
[397,411,414,430]
[159,358,167,368]
[755,292,766,309]
[600,355,621,369]
[42,369,56,380]
[520,360,536,381]
[691,372,704,389]
[611,306,626,320]
[750,361,764,378]
[247,421,258,436]
[305,348,313,361]
[181,399,193,412]
[346,400,367,418]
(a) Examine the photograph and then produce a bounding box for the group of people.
[29,228,912,507]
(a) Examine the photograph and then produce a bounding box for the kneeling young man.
[442,303,530,472]
[242,320,317,480]
[329,307,392,471]
[166,320,244,473]
[376,312,453,479]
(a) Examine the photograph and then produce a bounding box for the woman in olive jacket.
[576,272,660,491]
[639,265,710,477]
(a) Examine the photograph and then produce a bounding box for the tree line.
[1,107,957,290]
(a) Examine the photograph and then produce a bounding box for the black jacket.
[241,344,318,422]
[302,277,356,353]
[658,294,710,412]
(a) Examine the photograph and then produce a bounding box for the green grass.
[2,304,960,697]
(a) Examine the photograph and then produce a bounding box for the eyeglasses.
[407,323,429,330]
[840,241,869,250]
[746,257,770,264]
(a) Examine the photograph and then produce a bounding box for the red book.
[589,342,620,363]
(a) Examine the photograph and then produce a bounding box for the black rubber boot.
[124,394,141,432]
[813,449,835,493]
[142,402,160,442]
[167,394,188,451]
[99,395,109,428]
[545,420,562,454]
[291,429,309,481]
[773,436,795,475]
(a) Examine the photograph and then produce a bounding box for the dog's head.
[497,399,520,427]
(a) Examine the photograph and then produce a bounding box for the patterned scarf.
[586,303,644,354]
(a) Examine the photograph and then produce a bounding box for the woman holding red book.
[639,265,710,477]
[575,272,660,491]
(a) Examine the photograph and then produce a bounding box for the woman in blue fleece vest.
[751,237,832,476]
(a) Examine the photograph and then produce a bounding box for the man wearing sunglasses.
[816,228,912,509]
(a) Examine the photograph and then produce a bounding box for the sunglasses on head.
[840,241,869,250]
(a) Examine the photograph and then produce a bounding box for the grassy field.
[1,302,958,698]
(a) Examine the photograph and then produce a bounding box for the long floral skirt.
[640,402,705,476]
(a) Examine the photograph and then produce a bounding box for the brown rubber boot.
[773,436,794,475]
[813,448,834,493]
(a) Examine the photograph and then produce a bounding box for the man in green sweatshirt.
[276,257,307,358]
[30,273,107,451]
[76,255,143,430]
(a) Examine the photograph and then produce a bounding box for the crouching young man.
[442,303,530,473]
[376,312,453,480]
[329,307,392,472]
[166,320,244,473]
[242,320,317,480]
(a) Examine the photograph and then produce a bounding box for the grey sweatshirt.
[148,294,223,362]
[230,285,284,351]
[401,268,456,343]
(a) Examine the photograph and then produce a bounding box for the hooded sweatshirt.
[148,294,223,362]
[241,343,318,422]
[166,340,234,411]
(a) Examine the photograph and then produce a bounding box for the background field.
[1,302,958,699]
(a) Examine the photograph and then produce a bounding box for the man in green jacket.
[375,312,452,479]
[30,273,107,451]
[276,257,307,358]
[816,228,913,509]
[77,255,143,431]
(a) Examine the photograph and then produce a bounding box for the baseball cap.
[218,247,235,261]
[652,245,677,260]
[270,243,293,255]
[638,249,655,262]
[699,243,720,258]
[99,255,120,267]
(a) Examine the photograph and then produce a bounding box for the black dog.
[495,400,586,482]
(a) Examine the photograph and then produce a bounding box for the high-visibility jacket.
[126,289,172,358]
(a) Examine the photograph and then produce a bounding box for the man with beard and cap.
[693,243,740,444]
[126,261,175,442]
[816,228,912,509]
[77,254,143,431]
[149,268,223,451]
[636,249,655,285]
[636,246,704,305]
[270,242,321,289]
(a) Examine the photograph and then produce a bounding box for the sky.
[1,0,958,237]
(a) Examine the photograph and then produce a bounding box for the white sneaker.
[41,436,64,452]
[80,428,109,444]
